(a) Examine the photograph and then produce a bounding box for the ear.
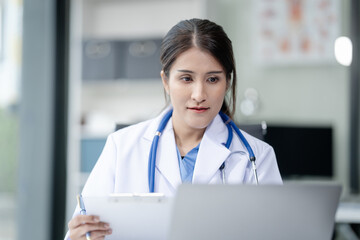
[161,70,170,94]
[226,78,231,92]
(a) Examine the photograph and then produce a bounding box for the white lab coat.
[65,109,281,239]
[82,109,282,197]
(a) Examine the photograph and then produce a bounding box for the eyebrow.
[177,70,224,74]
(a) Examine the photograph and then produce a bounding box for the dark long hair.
[160,18,237,118]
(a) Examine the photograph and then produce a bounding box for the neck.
[172,118,205,156]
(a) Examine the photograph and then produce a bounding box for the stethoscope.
[148,109,259,193]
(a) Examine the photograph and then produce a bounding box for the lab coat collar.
[192,114,232,183]
[143,106,172,142]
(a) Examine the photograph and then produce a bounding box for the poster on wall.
[252,0,340,65]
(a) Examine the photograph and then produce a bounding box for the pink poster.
[253,0,340,65]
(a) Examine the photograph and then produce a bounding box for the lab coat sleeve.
[64,133,117,240]
[256,144,283,184]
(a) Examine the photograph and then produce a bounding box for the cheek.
[168,83,188,101]
[213,85,227,101]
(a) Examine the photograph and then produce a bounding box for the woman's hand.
[68,215,112,240]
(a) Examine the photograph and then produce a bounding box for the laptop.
[84,183,341,240]
[168,183,342,240]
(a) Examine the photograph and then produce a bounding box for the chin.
[187,120,212,130]
[188,113,218,129]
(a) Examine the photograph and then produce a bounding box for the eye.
[207,76,219,83]
[180,76,192,82]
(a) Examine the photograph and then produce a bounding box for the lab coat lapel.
[155,121,182,190]
[192,115,231,184]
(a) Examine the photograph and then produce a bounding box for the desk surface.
[336,201,360,223]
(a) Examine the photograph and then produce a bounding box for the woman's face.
[161,47,228,132]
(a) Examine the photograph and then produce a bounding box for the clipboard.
[83,193,173,240]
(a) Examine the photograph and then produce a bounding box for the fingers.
[68,215,112,240]
[88,228,113,240]
[68,215,100,229]
[77,221,111,234]
[69,223,112,240]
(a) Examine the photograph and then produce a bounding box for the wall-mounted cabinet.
[82,38,162,80]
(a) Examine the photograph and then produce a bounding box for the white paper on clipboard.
[83,193,174,240]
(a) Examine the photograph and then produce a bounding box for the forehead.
[170,47,224,73]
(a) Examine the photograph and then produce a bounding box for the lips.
[187,107,210,113]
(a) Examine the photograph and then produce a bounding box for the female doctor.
[66,18,282,240]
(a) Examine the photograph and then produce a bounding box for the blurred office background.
[0,0,359,239]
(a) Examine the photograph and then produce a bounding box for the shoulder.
[242,130,277,164]
[239,130,273,153]
[113,118,153,136]
[109,118,155,145]
[110,107,172,141]
[240,129,282,184]
[108,108,170,146]
[233,128,276,163]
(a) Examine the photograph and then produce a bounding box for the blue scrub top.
[176,144,199,183]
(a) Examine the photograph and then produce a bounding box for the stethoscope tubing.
[218,112,256,161]
[148,109,173,193]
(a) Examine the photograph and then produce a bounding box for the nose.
[191,81,207,104]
